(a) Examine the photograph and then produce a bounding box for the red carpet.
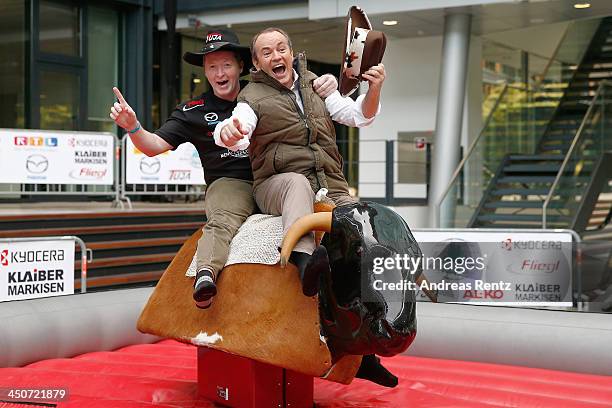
[1,339,611,407]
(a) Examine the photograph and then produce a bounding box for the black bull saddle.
[290,201,423,360]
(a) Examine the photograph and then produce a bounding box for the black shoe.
[289,250,324,297]
[355,354,398,388]
[301,245,329,297]
[193,268,217,309]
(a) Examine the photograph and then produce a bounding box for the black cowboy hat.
[183,28,252,76]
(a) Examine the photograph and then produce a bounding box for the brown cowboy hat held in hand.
[339,6,387,97]
[183,28,253,76]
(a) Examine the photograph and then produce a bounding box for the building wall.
[358,33,483,225]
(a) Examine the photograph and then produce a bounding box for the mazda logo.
[25,154,49,174]
[204,112,218,122]
[139,157,161,175]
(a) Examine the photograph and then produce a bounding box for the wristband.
[128,122,141,134]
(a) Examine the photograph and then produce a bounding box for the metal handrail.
[542,80,611,228]
[535,21,574,89]
[535,18,602,90]
[0,235,91,294]
[434,83,509,227]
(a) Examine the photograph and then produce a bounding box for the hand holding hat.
[339,6,387,97]
[361,63,386,92]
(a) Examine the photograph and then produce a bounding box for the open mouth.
[217,80,229,87]
[272,64,286,76]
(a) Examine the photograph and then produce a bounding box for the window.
[0,1,25,128]
[39,1,81,57]
[86,6,119,132]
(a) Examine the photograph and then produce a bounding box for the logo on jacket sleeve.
[182,99,205,111]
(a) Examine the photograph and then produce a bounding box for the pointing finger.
[113,87,127,106]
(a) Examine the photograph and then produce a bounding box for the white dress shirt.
[214,70,381,151]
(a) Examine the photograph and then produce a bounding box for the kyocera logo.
[501,238,512,251]
[67,138,108,148]
[1,249,8,266]
[14,136,57,147]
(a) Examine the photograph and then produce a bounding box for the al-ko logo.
[14,136,57,147]
[1,248,65,266]
[26,154,49,174]
[67,138,109,148]
[139,157,161,175]
[500,238,562,251]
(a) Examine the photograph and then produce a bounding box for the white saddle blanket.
[185,214,284,277]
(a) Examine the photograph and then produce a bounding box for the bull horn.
[280,212,332,267]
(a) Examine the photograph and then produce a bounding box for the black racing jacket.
[155,81,253,186]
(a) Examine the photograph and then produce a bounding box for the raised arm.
[360,63,385,119]
[110,87,172,157]
[325,63,385,128]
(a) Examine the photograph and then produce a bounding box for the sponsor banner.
[0,240,75,302]
[125,137,205,185]
[362,230,574,307]
[0,129,114,185]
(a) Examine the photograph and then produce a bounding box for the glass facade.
[39,1,81,57]
[86,6,119,132]
[0,1,138,133]
[39,68,80,130]
[0,1,26,129]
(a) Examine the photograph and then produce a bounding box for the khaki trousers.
[254,172,357,255]
[196,177,256,275]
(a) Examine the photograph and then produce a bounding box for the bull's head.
[280,202,432,360]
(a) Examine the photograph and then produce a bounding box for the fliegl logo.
[1,249,8,266]
[69,167,108,180]
[14,136,58,147]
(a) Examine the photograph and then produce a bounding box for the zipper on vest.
[287,93,310,145]
[287,92,319,189]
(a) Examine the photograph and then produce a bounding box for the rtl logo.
[14,136,57,147]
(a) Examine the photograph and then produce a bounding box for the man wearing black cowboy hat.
[109,28,340,309]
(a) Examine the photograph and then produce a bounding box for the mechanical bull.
[138,201,434,386]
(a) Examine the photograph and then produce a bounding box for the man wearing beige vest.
[214,27,385,296]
